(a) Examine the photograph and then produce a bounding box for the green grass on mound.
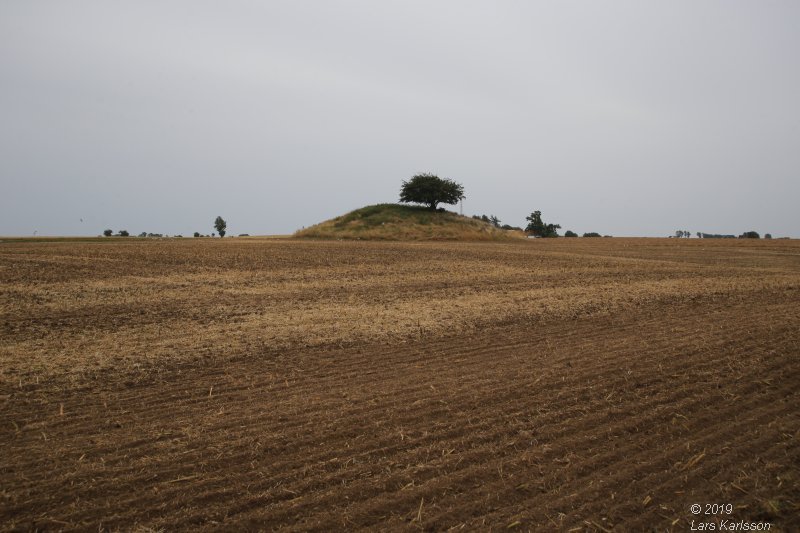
[294,204,526,241]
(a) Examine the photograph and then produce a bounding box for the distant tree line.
[103,229,129,237]
[103,230,177,238]
[472,214,523,231]
[102,216,232,240]
[689,231,772,239]
[469,211,608,238]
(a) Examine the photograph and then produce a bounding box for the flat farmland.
[1,238,798,531]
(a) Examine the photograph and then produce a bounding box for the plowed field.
[1,238,798,531]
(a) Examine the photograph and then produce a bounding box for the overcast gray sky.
[2,1,798,237]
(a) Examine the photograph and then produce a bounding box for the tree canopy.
[525,211,561,237]
[214,216,227,238]
[399,173,464,211]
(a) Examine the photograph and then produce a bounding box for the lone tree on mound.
[399,173,465,211]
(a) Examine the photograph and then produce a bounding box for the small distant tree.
[564,230,578,237]
[103,229,113,237]
[118,230,129,237]
[476,214,501,228]
[739,231,760,239]
[583,232,601,238]
[194,232,201,238]
[214,216,227,238]
[696,232,702,238]
[527,211,545,235]
[765,233,772,239]
[399,173,465,211]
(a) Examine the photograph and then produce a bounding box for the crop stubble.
[0,238,798,530]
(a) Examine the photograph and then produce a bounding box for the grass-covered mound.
[295,204,526,241]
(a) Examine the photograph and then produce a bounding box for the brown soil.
[1,238,798,531]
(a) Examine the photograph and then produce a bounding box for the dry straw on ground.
[1,237,798,530]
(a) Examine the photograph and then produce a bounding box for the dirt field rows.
[1,238,798,531]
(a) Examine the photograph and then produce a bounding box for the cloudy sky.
[2,1,798,237]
